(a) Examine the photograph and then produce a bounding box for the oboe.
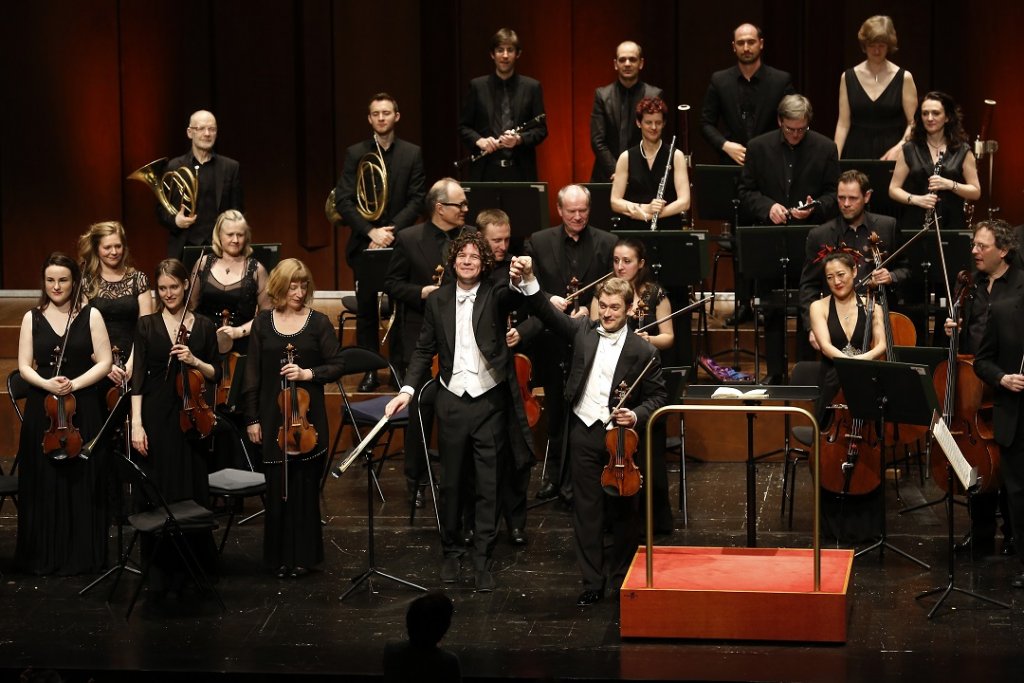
[649,135,677,231]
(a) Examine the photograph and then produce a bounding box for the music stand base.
[341,567,426,601]
[916,582,1010,618]
[854,537,930,569]
[79,563,141,595]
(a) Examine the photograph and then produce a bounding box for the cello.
[930,271,999,493]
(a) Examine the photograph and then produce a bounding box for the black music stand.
[463,182,548,256]
[833,357,936,568]
[916,415,1009,618]
[898,230,972,343]
[612,230,710,366]
[693,165,743,322]
[79,394,139,594]
[582,183,619,232]
[839,160,897,220]
[736,226,810,382]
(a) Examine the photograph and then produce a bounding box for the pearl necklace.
[640,139,662,160]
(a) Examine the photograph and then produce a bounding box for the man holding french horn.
[334,93,426,391]
[156,110,244,259]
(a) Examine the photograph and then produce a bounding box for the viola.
[276,343,318,457]
[931,270,999,492]
[816,292,882,495]
[216,309,242,409]
[507,312,540,428]
[601,381,643,497]
[106,345,127,412]
[175,325,217,439]
[43,284,86,463]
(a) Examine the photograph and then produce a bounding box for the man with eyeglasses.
[384,177,473,508]
[799,170,907,353]
[459,27,547,182]
[589,40,663,182]
[157,110,243,259]
[334,93,426,391]
[384,231,532,592]
[737,94,839,383]
[700,23,794,167]
[950,220,1024,564]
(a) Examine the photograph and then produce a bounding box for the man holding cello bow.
[384,232,533,593]
[510,256,666,606]
[947,220,1024,560]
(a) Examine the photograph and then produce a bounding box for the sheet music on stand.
[930,411,979,491]
[335,415,390,475]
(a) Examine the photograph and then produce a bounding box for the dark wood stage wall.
[1,0,1021,289]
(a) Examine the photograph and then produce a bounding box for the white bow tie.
[457,292,476,304]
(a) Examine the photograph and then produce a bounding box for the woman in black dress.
[130,259,221,505]
[610,97,690,230]
[78,220,153,389]
[833,15,917,161]
[888,91,981,230]
[243,258,343,578]
[16,253,112,575]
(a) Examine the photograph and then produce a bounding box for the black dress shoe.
[761,374,784,386]
[440,557,460,583]
[462,529,475,547]
[536,480,558,500]
[1003,537,1016,556]
[725,304,752,326]
[289,566,310,578]
[576,589,603,606]
[358,371,380,392]
[275,565,289,578]
[509,528,528,546]
[474,569,495,592]
[1011,571,1024,589]
[406,480,424,509]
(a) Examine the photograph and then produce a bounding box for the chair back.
[7,370,29,423]
[339,346,400,383]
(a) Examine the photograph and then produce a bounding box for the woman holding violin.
[242,258,343,578]
[593,237,675,534]
[130,259,221,505]
[78,221,153,391]
[16,253,112,575]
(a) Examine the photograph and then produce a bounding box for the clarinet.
[453,113,547,169]
[649,136,676,231]
[924,151,945,229]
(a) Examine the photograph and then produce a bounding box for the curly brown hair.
[446,230,495,277]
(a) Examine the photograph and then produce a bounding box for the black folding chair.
[207,422,266,554]
[0,371,29,513]
[107,452,224,619]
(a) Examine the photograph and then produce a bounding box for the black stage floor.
[2,455,1023,683]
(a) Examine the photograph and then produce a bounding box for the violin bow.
[165,247,207,379]
[603,351,658,427]
[565,271,614,303]
[635,295,713,333]
[52,272,85,378]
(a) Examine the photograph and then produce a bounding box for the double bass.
[931,271,999,492]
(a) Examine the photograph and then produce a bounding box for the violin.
[216,309,242,409]
[817,292,882,495]
[931,270,999,492]
[277,343,318,458]
[508,312,540,428]
[566,276,581,315]
[601,381,643,497]
[43,342,84,463]
[175,324,217,439]
[106,345,128,412]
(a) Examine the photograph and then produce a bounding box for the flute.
[649,135,677,231]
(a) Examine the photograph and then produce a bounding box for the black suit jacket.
[404,279,534,467]
[383,221,474,363]
[739,129,839,225]
[798,212,909,328]
[334,137,426,264]
[157,151,243,246]
[524,290,667,429]
[700,64,795,164]
[589,80,663,182]
[519,225,617,343]
[973,269,1024,446]
[458,73,547,181]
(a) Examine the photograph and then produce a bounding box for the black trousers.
[354,252,381,352]
[435,384,507,570]
[569,415,640,591]
[1001,416,1024,565]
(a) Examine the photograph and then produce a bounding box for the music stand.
[916,414,1010,618]
[693,165,742,226]
[182,243,282,274]
[80,394,139,594]
[839,160,897,220]
[736,226,811,381]
[898,230,972,341]
[338,416,426,601]
[833,357,936,568]
[582,183,620,232]
[463,182,548,256]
